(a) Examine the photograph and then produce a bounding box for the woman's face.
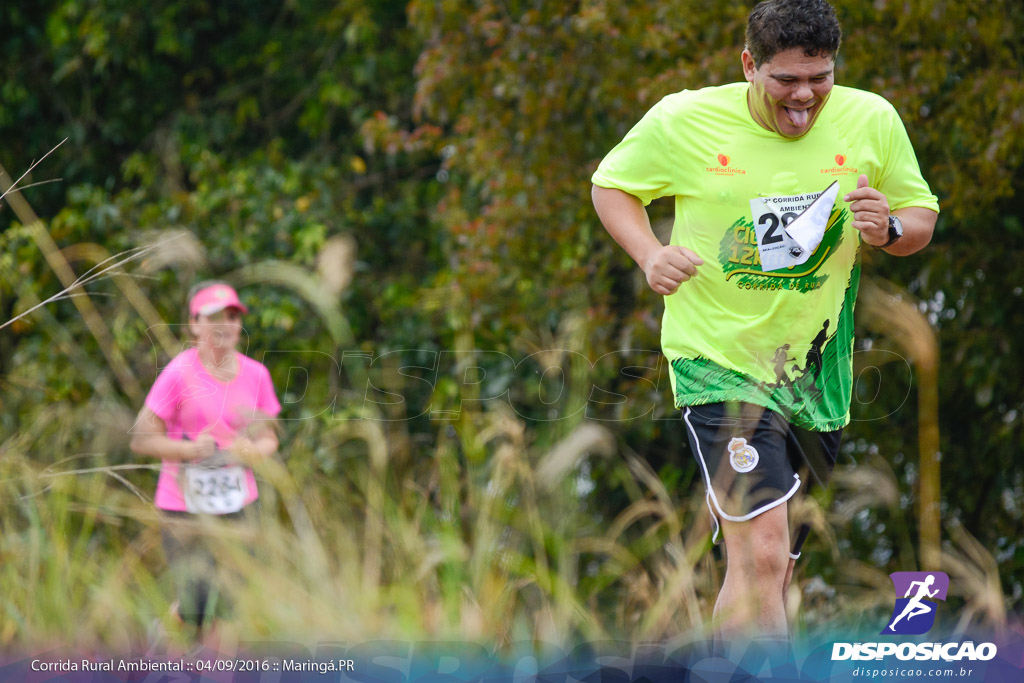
[190,307,243,352]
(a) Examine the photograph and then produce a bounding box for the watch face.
[884,216,904,247]
[890,215,904,236]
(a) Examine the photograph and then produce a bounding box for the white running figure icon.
[888,574,939,631]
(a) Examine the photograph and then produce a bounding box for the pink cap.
[189,284,249,317]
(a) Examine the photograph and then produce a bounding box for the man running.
[591,0,939,643]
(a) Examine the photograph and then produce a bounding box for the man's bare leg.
[714,503,791,640]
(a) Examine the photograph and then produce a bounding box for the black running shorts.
[683,402,842,557]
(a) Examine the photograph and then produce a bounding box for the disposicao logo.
[884,571,948,635]
[831,571,998,662]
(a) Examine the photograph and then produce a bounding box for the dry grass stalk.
[858,277,941,570]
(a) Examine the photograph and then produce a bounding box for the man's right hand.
[642,245,704,295]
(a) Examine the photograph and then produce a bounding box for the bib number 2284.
[183,465,248,515]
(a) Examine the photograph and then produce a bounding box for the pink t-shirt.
[143,347,281,511]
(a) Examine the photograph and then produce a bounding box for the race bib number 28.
[750,181,839,272]
[183,465,249,515]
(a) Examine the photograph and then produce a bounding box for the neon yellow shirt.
[593,83,939,430]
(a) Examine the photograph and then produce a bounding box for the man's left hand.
[844,174,890,247]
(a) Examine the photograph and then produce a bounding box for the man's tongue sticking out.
[787,106,809,127]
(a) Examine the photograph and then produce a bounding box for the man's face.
[742,47,835,139]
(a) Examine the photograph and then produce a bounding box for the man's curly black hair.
[745,0,842,68]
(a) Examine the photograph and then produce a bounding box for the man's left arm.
[845,175,938,256]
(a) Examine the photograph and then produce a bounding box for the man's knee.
[751,538,790,580]
[723,510,790,578]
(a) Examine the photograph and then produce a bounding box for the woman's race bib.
[182,463,249,515]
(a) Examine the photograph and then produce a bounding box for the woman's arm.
[129,407,215,461]
[231,421,279,465]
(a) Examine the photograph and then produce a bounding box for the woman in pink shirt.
[131,281,281,637]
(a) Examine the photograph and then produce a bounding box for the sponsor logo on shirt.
[821,153,859,175]
[707,153,747,176]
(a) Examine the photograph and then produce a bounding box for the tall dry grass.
[0,161,1007,653]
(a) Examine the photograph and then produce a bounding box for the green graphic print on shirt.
[671,257,860,431]
[717,203,849,292]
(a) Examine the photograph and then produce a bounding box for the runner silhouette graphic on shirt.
[887,574,939,632]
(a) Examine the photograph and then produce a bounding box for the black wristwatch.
[881,215,904,248]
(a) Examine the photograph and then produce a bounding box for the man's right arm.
[591,185,703,295]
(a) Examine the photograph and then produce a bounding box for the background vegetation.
[1,0,1021,651]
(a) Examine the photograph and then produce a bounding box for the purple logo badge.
[882,571,950,635]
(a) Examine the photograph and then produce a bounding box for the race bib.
[750,181,839,272]
[183,464,249,515]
